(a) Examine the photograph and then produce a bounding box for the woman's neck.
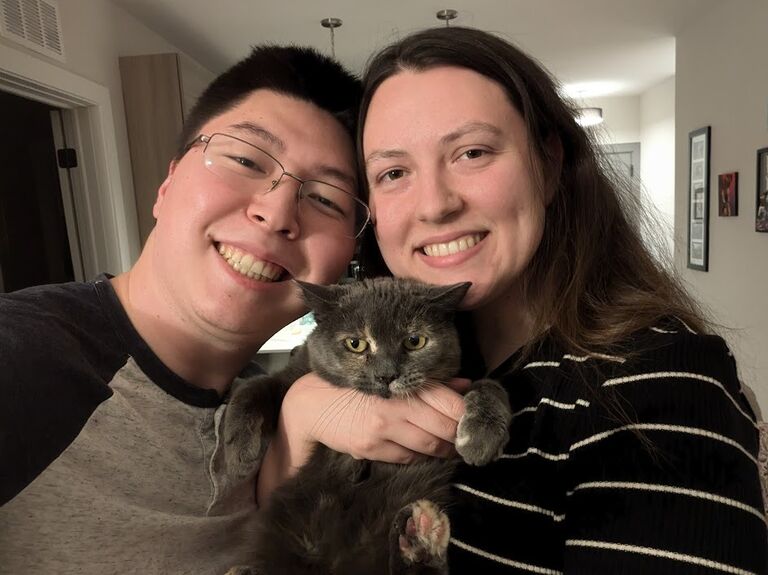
[472,288,536,374]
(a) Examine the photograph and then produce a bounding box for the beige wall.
[675,0,768,411]
[0,0,213,269]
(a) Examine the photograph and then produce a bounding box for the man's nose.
[247,174,302,238]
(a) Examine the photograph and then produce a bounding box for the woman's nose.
[414,170,464,223]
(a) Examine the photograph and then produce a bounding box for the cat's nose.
[375,375,397,387]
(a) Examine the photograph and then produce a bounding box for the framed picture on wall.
[757,147,768,233]
[687,127,710,270]
[717,172,738,216]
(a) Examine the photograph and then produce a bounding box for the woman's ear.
[153,160,179,218]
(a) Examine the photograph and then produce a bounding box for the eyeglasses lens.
[202,134,369,238]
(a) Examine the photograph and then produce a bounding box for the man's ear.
[153,160,178,218]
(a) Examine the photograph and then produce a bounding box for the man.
[0,45,365,573]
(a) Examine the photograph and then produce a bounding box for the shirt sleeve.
[0,287,116,505]
[563,331,767,574]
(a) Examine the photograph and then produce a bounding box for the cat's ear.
[429,282,472,310]
[294,280,341,313]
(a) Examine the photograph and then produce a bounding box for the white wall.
[640,77,676,261]
[675,0,768,412]
[585,88,676,262]
[584,95,641,144]
[0,0,214,270]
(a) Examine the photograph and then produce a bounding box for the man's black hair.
[176,45,361,159]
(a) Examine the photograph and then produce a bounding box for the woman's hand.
[256,373,469,506]
[290,373,469,462]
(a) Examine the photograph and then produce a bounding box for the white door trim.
[50,109,85,282]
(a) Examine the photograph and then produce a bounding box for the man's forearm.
[255,410,314,507]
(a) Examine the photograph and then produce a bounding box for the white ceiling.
[111,0,717,98]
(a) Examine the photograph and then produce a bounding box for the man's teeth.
[218,244,284,281]
[422,234,483,257]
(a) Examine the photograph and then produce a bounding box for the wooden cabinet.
[119,53,213,246]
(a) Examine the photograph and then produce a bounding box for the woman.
[261,27,766,573]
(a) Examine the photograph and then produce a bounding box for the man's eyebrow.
[227,122,285,151]
[316,166,357,191]
[228,121,355,190]
[440,122,503,145]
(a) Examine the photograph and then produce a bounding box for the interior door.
[601,142,641,197]
[0,90,76,292]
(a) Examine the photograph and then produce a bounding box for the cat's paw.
[222,380,267,479]
[394,499,450,567]
[456,379,511,466]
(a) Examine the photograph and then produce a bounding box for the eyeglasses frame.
[184,133,371,238]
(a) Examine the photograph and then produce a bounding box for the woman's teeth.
[422,233,483,257]
[218,244,284,281]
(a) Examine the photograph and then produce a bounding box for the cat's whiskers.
[399,387,418,410]
[350,393,376,447]
[311,387,358,441]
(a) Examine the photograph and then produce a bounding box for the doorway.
[0,90,76,292]
[602,142,641,197]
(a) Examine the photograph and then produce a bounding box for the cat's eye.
[344,338,369,353]
[403,335,427,350]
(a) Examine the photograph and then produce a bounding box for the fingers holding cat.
[257,373,470,505]
[291,372,467,459]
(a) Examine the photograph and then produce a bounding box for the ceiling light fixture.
[436,9,458,27]
[575,107,604,127]
[321,17,342,58]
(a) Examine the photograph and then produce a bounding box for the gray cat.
[223,277,511,575]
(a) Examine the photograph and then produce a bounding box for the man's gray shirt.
[0,276,263,573]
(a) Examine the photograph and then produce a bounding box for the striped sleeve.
[563,332,767,574]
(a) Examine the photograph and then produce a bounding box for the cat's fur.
[223,277,512,575]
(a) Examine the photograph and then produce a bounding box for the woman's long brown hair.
[357,27,708,361]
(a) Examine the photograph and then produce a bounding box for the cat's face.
[299,278,469,398]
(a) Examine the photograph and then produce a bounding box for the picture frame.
[756,147,768,233]
[687,127,710,270]
[717,172,738,217]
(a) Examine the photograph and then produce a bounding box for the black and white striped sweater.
[449,321,766,574]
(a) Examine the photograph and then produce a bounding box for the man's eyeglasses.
[186,133,370,239]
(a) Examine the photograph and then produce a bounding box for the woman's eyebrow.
[365,122,504,166]
[439,122,502,145]
[364,149,408,167]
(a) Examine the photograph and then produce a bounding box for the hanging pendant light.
[436,9,458,27]
[321,17,342,58]
[575,107,604,127]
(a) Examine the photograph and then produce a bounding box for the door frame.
[0,42,140,278]
[50,109,86,282]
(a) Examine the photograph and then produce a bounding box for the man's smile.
[217,243,287,282]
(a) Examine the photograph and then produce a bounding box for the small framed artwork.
[687,126,710,270]
[717,172,738,216]
[757,147,768,233]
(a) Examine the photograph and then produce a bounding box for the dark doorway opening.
[0,90,75,293]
